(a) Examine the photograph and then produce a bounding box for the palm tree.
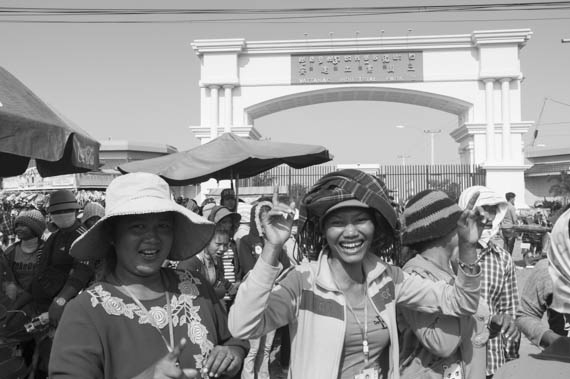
[548,170,570,206]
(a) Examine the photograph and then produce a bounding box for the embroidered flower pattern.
[88,272,213,369]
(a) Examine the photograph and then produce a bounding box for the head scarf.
[298,169,399,261]
[458,185,507,248]
[547,207,570,314]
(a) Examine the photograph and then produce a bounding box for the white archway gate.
[190,29,533,205]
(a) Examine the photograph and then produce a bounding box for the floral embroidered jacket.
[49,268,248,379]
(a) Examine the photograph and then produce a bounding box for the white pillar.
[200,86,208,126]
[223,85,233,133]
[210,85,220,139]
[484,79,495,162]
[501,78,511,162]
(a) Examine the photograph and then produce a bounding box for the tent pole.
[235,173,239,203]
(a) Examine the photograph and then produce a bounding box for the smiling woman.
[229,169,486,379]
[48,173,248,379]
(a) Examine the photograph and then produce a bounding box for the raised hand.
[134,338,198,379]
[262,186,296,248]
[457,191,486,245]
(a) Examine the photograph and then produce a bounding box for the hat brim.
[48,203,80,213]
[323,199,369,218]
[213,208,241,225]
[71,197,215,262]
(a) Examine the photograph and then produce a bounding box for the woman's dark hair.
[296,207,399,263]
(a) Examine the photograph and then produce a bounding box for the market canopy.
[0,66,100,178]
[117,132,333,186]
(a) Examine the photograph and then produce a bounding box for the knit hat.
[70,172,215,261]
[15,210,46,237]
[81,202,105,223]
[47,190,80,213]
[401,190,462,246]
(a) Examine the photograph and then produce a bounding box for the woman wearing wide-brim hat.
[49,172,248,379]
[229,169,487,379]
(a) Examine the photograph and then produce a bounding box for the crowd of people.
[1,169,569,379]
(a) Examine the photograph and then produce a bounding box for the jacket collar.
[314,248,389,292]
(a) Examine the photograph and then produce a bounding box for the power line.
[0,2,569,23]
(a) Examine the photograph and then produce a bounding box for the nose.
[143,226,161,242]
[343,223,359,237]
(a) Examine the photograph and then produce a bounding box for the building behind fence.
[239,164,486,204]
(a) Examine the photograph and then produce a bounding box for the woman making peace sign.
[229,169,486,379]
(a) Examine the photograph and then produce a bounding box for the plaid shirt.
[478,241,520,376]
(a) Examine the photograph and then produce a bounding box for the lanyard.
[117,276,174,353]
[342,282,369,364]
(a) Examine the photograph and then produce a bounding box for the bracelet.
[457,260,480,274]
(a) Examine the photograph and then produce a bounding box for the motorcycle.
[513,224,552,267]
[0,305,49,379]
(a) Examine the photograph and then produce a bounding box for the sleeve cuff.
[455,265,481,289]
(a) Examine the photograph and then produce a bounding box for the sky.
[1,0,569,165]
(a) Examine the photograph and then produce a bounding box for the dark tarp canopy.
[118,132,332,186]
[0,66,100,178]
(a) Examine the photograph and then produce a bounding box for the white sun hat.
[71,172,215,261]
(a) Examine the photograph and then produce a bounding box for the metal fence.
[239,164,486,203]
[377,164,486,203]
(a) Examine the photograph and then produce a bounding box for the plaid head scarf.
[298,169,400,261]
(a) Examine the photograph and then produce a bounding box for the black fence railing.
[239,164,486,204]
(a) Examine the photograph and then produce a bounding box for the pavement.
[264,236,546,378]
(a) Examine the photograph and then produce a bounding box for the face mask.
[51,213,76,229]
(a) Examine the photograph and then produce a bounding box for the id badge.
[354,367,379,379]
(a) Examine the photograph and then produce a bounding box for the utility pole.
[423,129,442,165]
[397,154,411,166]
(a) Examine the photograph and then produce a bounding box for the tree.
[548,170,570,206]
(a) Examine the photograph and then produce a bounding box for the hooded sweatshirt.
[458,186,520,376]
[235,201,290,281]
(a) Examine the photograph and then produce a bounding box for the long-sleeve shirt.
[399,254,488,379]
[479,241,521,376]
[516,258,568,346]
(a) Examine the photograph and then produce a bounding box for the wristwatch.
[54,297,67,307]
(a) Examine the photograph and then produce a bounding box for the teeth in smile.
[140,249,158,255]
[340,241,363,249]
